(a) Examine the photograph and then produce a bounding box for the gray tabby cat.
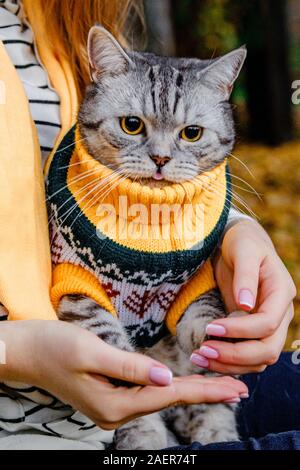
[58,26,246,449]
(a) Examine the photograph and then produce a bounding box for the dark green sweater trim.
[47,125,231,280]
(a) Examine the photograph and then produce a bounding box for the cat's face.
[78,26,246,184]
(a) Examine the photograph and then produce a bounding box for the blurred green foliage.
[197,0,239,54]
[173,0,246,102]
[174,0,240,57]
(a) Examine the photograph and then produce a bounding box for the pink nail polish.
[240,393,249,399]
[198,346,219,359]
[238,289,254,310]
[149,367,173,386]
[223,397,241,404]
[205,324,226,337]
[190,353,209,368]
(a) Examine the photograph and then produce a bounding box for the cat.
[49,25,247,449]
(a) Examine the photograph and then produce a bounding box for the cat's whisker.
[66,177,121,233]
[50,170,124,243]
[48,169,123,225]
[230,173,262,200]
[55,137,88,154]
[80,174,128,219]
[60,171,123,221]
[46,167,102,201]
[70,173,129,230]
[210,179,258,219]
[191,174,252,217]
[48,176,101,226]
[191,178,234,214]
[57,158,97,170]
[228,153,255,179]
[96,173,127,204]
[49,164,121,201]
[207,177,253,210]
[226,180,262,197]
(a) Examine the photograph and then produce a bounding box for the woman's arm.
[191,219,296,374]
[0,320,248,429]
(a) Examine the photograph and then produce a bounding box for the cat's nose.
[150,155,171,167]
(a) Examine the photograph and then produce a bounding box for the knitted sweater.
[47,125,231,347]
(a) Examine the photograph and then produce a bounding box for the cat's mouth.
[152,169,164,181]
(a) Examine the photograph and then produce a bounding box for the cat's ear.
[200,46,247,99]
[87,25,134,82]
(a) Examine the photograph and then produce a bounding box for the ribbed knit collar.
[68,127,228,216]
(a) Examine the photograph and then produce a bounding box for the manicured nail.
[223,397,241,404]
[240,393,249,399]
[190,353,209,368]
[198,346,219,359]
[149,367,173,386]
[205,324,226,337]
[238,289,254,310]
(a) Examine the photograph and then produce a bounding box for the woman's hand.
[192,220,296,375]
[0,320,248,430]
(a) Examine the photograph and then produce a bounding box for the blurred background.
[139,0,300,346]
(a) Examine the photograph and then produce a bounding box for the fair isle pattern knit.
[47,125,231,347]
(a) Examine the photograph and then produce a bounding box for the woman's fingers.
[89,339,173,386]
[87,374,248,430]
[214,251,237,313]
[207,265,295,341]
[123,375,248,416]
[230,238,261,311]
[193,304,294,374]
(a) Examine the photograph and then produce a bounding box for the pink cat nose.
[150,155,171,167]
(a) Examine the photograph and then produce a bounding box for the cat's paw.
[176,289,226,355]
[176,313,208,355]
[190,403,239,445]
[114,414,168,450]
[193,426,239,445]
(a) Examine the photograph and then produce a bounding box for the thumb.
[93,340,173,386]
[231,242,261,311]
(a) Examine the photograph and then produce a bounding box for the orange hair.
[33,0,143,102]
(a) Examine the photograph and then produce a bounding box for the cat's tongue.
[153,171,164,181]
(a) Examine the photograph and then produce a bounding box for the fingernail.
[238,289,254,310]
[223,397,241,404]
[240,393,249,399]
[149,367,173,386]
[190,353,209,368]
[198,346,219,359]
[205,324,226,337]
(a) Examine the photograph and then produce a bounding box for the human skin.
[191,220,296,375]
[0,320,248,430]
[0,221,295,429]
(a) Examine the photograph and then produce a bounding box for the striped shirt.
[0,0,61,165]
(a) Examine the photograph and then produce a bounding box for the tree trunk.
[240,0,293,145]
[144,0,176,56]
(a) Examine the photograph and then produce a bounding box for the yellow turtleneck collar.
[60,127,230,253]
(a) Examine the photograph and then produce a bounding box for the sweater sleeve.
[0,40,57,321]
[51,263,117,316]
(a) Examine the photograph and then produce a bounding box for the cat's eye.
[120,116,145,136]
[180,126,203,142]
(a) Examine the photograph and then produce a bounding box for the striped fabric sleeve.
[226,207,253,227]
[0,0,61,164]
